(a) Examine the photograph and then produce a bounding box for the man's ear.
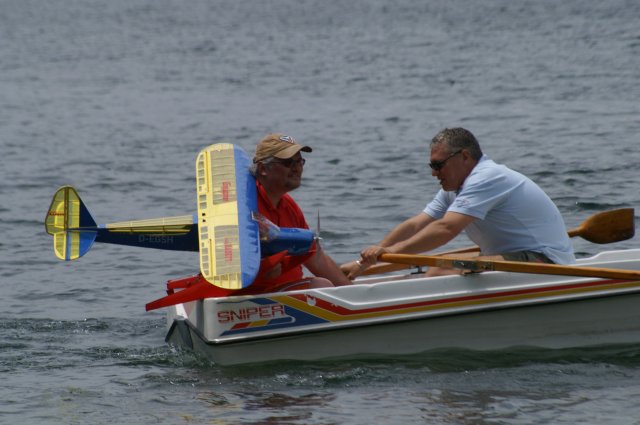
[257,162,268,176]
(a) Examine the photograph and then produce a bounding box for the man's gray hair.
[430,128,483,160]
[249,156,275,177]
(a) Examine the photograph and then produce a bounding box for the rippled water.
[2,0,640,423]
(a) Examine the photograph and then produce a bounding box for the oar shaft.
[379,253,640,280]
[362,246,478,276]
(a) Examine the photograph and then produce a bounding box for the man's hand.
[360,245,390,264]
[339,246,390,280]
[341,260,368,280]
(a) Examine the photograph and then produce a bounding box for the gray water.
[2,0,640,423]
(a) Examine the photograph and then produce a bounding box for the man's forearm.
[390,220,458,254]
[379,214,431,247]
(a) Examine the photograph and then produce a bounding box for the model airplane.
[45,143,316,290]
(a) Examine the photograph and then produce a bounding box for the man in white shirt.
[344,127,575,279]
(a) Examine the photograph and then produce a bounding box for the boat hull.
[165,249,640,365]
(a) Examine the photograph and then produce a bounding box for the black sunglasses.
[429,150,462,171]
[271,157,306,168]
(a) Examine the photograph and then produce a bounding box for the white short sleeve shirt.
[424,156,575,264]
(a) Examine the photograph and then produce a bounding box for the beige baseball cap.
[253,133,312,163]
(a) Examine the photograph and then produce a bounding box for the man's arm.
[360,211,475,263]
[377,212,435,247]
[305,250,352,286]
[388,211,474,254]
[341,212,434,279]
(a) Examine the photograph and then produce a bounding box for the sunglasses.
[271,157,306,168]
[429,150,462,171]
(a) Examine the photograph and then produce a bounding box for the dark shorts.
[501,250,554,264]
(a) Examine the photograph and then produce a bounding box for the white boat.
[164,249,640,365]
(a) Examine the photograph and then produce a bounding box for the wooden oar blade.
[569,208,635,244]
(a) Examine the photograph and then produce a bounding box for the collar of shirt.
[256,181,277,212]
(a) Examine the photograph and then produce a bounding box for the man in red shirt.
[251,133,351,291]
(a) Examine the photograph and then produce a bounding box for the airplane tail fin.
[45,186,97,261]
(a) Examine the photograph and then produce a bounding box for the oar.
[378,253,640,281]
[568,207,635,243]
[362,208,635,276]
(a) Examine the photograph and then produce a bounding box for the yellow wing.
[196,143,245,289]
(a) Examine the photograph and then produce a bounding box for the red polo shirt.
[256,182,310,286]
